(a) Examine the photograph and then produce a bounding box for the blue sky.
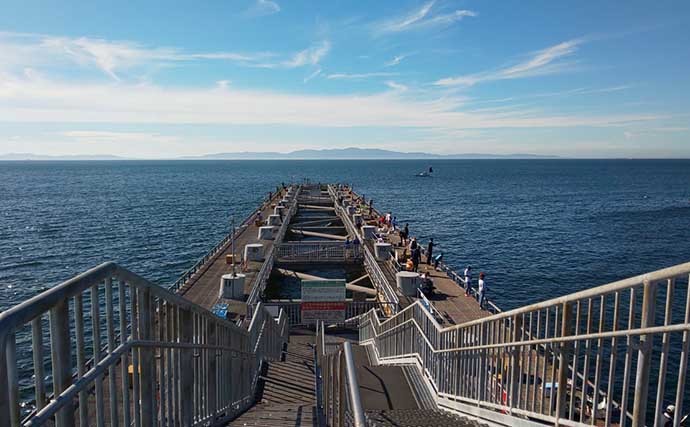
[0,0,689,158]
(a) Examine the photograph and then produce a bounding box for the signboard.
[301,279,346,325]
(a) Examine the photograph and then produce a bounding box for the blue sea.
[2,159,690,312]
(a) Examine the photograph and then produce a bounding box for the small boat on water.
[416,166,433,177]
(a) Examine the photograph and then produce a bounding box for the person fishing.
[463,266,472,296]
[411,245,421,272]
[478,272,487,309]
[433,252,443,270]
[400,223,409,246]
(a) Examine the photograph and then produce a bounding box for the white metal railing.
[0,262,289,426]
[255,300,398,326]
[245,186,301,312]
[275,242,362,262]
[328,185,400,312]
[316,322,366,427]
[359,261,690,427]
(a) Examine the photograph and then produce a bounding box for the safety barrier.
[0,262,289,426]
[328,185,400,312]
[316,322,366,427]
[275,241,362,263]
[359,261,690,427]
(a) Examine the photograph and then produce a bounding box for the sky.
[0,0,689,158]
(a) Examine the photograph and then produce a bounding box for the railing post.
[0,332,9,424]
[180,308,194,426]
[139,289,155,427]
[508,315,522,412]
[555,301,574,424]
[632,280,656,427]
[208,321,218,419]
[50,299,75,427]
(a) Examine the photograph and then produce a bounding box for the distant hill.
[0,148,558,161]
[180,147,559,160]
[0,153,126,161]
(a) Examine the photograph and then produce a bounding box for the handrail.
[359,261,690,427]
[0,262,289,426]
[275,241,362,263]
[246,185,301,312]
[328,185,400,311]
[168,190,278,293]
[316,322,367,427]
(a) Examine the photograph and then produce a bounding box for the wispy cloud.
[61,130,180,144]
[326,72,398,80]
[385,81,408,92]
[0,73,662,131]
[384,54,410,67]
[246,0,281,17]
[282,41,330,68]
[304,68,322,83]
[0,32,326,80]
[435,39,582,87]
[374,1,476,34]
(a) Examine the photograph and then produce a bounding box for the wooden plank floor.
[180,190,285,310]
[352,191,491,326]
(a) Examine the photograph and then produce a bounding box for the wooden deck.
[352,190,492,326]
[179,190,285,310]
[175,183,492,327]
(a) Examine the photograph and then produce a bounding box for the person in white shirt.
[478,272,487,310]
[463,266,472,297]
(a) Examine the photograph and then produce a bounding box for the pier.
[1,182,689,427]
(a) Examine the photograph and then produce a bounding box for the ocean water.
[2,159,690,312]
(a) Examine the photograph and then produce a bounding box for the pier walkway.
[179,188,287,312]
[338,185,493,326]
[3,182,689,427]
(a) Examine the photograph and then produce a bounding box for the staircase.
[365,409,486,427]
[230,333,317,426]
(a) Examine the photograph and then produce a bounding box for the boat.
[416,166,433,177]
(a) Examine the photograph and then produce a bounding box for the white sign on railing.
[301,279,346,324]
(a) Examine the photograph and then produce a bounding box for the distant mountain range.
[0,148,559,161]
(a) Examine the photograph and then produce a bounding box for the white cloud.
[247,0,281,16]
[282,41,330,68]
[0,32,325,80]
[435,39,582,87]
[61,130,180,144]
[304,68,322,83]
[326,72,398,80]
[384,54,409,67]
[385,81,408,92]
[375,1,476,34]
[0,74,662,131]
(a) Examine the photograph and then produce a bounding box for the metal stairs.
[229,333,317,426]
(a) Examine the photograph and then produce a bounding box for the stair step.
[365,409,487,427]
[228,404,316,426]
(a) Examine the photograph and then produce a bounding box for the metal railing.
[328,185,400,312]
[245,186,301,313]
[275,242,362,263]
[316,322,366,427]
[169,184,300,294]
[0,262,289,426]
[359,261,690,427]
[253,300,398,326]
